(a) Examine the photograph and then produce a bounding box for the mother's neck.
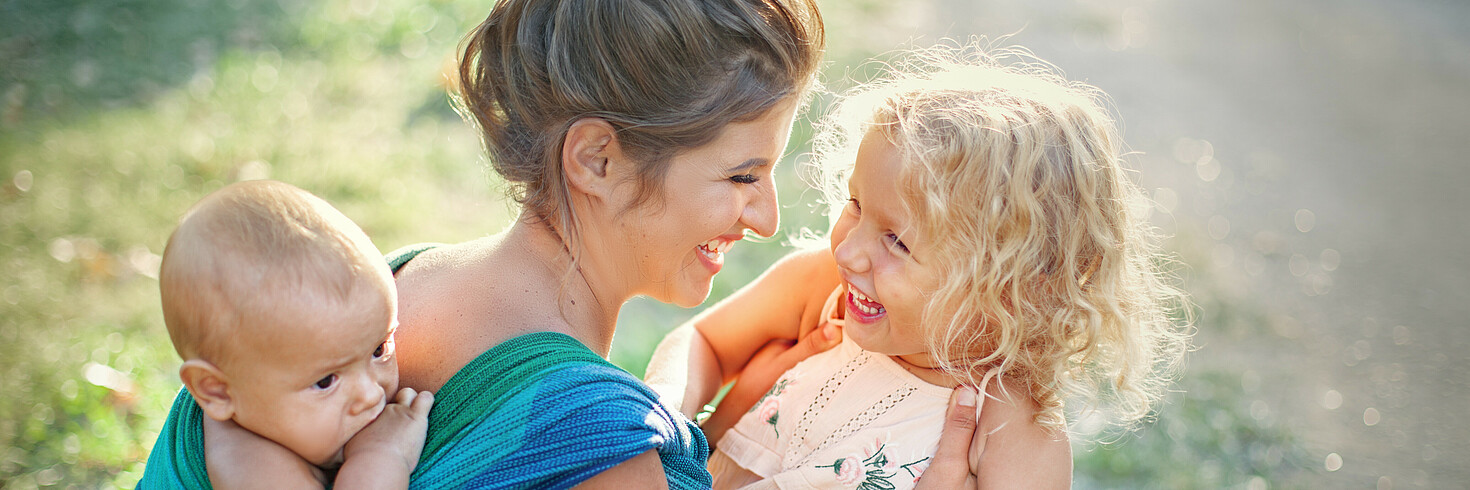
[507,213,628,358]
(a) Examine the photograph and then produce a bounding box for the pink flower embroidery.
[833,455,863,487]
[758,397,780,424]
[758,397,782,438]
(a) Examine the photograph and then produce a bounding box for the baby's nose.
[350,376,386,415]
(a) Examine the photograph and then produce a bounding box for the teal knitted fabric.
[388,243,710,488]
[408,331,711,489]
[137,388,212,489]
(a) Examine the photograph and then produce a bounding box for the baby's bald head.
[159,180,393,369]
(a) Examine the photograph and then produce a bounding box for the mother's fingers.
[915,386,979,489]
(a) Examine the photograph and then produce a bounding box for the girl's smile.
[845,283,887,323]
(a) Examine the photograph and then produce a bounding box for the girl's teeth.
[849,288,884,315]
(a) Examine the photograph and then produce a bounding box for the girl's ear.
[179,359,237,422]
[562,118,622,201]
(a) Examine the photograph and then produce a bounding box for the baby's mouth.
[848,287,886,317]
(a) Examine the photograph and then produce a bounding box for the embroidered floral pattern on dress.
[814,440,928,490]
[750,375,794,437]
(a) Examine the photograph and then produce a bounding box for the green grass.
[0,1,1312,487]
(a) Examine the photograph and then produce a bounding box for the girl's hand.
[914,386,982,489]
[336,388,434,489]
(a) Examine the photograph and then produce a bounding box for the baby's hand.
[336,388,434,489]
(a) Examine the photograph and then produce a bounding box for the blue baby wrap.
[136,332,711,489]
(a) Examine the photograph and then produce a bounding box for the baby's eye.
[373,338,395,359]
[846,198,861,214]
[730,174,759,184]
[314,374,337,390]
[373,342,385,358]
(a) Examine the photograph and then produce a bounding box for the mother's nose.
[742,179,780,238]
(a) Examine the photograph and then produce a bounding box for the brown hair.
[457,0,824,238]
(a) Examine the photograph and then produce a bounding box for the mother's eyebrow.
[727,157,770,172]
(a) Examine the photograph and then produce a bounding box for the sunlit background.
[3,0,1467,488]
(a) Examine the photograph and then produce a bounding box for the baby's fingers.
[393,387,418,406]
[410,391,434,416]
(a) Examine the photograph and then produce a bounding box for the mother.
[390,0,980,487]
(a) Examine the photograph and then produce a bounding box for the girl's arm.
[644,247,840,417]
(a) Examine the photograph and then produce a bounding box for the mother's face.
[616,98,801,307]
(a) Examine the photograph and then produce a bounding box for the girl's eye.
[730,174,759,184]
[886,233,910,254]
[314,374,337,390]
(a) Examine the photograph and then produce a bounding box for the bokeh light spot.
[1196,157,1221,182]
[1325,452,1343,471]
[1207,215,1230,240]
[1319,248,1340,271]
[1153,187,1178,213]
[1289,254,1308,277]
[1364,407,1381,426]
[13,169,33,192]
[1294,209,1316,232]
[1322,389,1343,410]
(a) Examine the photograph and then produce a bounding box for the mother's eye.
[730,174,759,184]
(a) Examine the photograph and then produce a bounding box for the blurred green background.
[4,0,1468,488]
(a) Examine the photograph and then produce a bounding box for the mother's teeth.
[700,239,733,254]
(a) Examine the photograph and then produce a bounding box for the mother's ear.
[180,359,237,422]
[562,118,623,201]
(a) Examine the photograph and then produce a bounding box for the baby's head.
[160,180,399,466]
[815,43,1188,430]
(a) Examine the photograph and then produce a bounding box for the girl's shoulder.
[974,373,1072,488]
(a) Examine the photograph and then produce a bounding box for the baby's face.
[225,278,399,467]
[829,131,942,362]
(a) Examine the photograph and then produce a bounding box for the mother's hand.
[915,386,982,489]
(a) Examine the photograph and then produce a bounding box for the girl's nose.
[832,227,870,274]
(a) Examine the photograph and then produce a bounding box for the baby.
[149,180,432,488]
[653,43,1190,489]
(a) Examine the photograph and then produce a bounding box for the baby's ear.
[179,360,236,422]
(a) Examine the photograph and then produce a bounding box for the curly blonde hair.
[811,42,1191,433]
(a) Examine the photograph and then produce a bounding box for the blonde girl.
[647,43,1191,489]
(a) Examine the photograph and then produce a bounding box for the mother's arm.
[645,246,840,418]
[573,451,669,490]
